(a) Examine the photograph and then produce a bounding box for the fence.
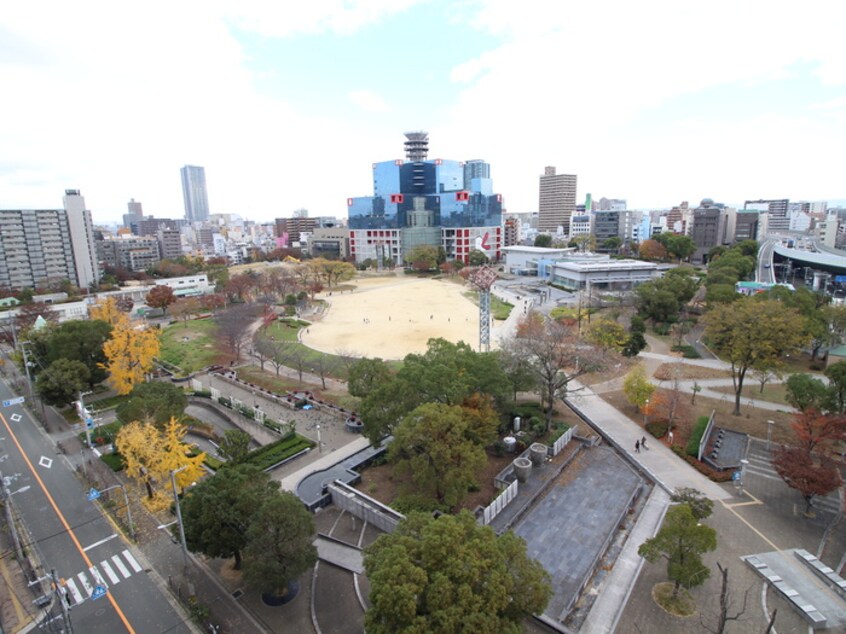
[697,410,717,461]
[480,480,519,525]
[551,425,577,457]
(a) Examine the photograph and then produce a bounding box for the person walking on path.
[635,439,640,453]
[641,436,649,450]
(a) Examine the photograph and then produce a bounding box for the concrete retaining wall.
[187,397,278,446]
[328,481,405,534]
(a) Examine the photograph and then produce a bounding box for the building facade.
[690,199,727,262]
[538,166,577,234]
[347,132,503,264]
[181,165,210,223]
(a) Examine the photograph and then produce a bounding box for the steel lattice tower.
[469,266,497,352]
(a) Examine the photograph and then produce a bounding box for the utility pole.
[52,569,74,634]
[170,466,190,576]
[0,470,24,561]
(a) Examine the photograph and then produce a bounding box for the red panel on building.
[456,191,469,202]
[390,194,404,204]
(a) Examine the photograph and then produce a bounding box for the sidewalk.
[566,381,733,501]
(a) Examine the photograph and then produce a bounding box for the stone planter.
[261,580,300,606]
[513,457,532,483]
[530,443,548,466]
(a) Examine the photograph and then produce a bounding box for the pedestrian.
[641,436,648,450]
[635,439,640,453]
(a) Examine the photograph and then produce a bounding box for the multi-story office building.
[691,199,726,262]
[503,216,522,247]
[123,198,143,230]
[569,215,591,238]
[538,166,577,234]
[0,190,100,290]
[597,197,627,211]
[347,132,503,264]
[181,165,210,223]
[136,217,179,237]
[734,210,761,242]
[593,209,635,248]
[309,227,351,260]
[745,198,789,232]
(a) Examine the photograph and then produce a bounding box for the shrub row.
[671,344,701,359]
[670,445,733,482]
[242,433,314,471]
[645,421,668,438]
[686,415,711,456]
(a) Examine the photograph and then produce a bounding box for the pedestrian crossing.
[62,549,143,605]
[745,442,843,514]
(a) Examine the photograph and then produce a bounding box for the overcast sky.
[2,1,845,224]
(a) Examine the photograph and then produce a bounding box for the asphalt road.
[757,237,776,283]
[0,380,193,634]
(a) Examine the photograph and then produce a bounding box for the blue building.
[348,132,503,265]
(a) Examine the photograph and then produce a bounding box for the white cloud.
[348,89,392,113]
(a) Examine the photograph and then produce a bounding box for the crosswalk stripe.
[77,572,93,597]
[89,566,107,588]
[123,550,142,573]
[100,560,120,585]
[111,554,131,579]
[64,578,83,605]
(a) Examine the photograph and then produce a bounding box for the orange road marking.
[0,412,135,633]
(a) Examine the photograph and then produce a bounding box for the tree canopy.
[29,319,112,386]
[101,313,161,395]
[348,358,392,398]
[181,464,277,569]
[639,504,717,599]
[35,359,90,407]
[242,491,317,594]
[534,234,553,248]
[364,511,551,634]
[145,285,177,313]
[704,298,807,415]
[115,380,188,427]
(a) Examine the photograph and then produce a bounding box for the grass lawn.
[462,290,514,320]
[652,582,696,617]
[652,363,732,381]
[602,388,798,446]
[160,319,222,373]
[708,382,790,406]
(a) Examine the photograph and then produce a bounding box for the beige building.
[538,166,577,234]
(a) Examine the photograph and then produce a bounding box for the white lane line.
[64,578,83,605]
[89,566,107,588]
[111,555,131,579]
[83,534,117,552]
[122,550,142,573]
[77,572,93,597]
[100,560,120,585]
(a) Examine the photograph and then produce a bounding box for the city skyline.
[2,2,845,224]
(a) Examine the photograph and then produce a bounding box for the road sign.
[87,488,101,501]
[732,471,742,482]
[2,397,25,407]
[85,417,94,430]
[91,585,107,600]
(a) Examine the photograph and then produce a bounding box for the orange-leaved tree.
[89,297,126,326]
[116,418,205,511]
[100,312,160,395]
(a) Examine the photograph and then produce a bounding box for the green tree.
[181,464,276,569]
[30,320,112,386]
[602,236,623,253]
[704,298,808,415]
[623,366,654,410]
[242,491,317,595]
[534,234,553,248]
[639,504,717,599]
[348,358,391,398]
[824,361,846,413]
[734,240,759,258]
[670,488,714,521]
[116,381,188,427]
[467,249,489,266]
[218,429,252,464]
[704,268,739,287]
[35,359,90,407]
[705,284,738,305]
[635,285,680,324]
[661,234,696,262]
[359,377,419,444]
[784,374,829,413]
[364,511,551,634]
[708,250,756,280]
[389,403,489,510]
[586,318,629,352]
[403,245,439,271]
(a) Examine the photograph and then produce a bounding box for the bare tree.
[312,354,337,390]
[701,563,749,634]
[215,304,259,361]
[505,311,613,429]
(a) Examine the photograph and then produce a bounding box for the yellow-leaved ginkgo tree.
[115,418,205,511]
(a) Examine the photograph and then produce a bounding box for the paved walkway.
[566,380,733,500]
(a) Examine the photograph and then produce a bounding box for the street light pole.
[767,419,774,450]
[643,398,649,427]
[169,466,190,576]
[100,484,135,540]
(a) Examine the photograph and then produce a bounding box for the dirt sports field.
[301,276,501,359]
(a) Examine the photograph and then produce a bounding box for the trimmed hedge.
[671,445,733,482]
[671,344,701,359]
[101,452,125,472]
[645,421,668,438]
[686,415,710,456]
[241,433,315,471]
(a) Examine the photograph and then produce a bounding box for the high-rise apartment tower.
[181,165,210,223]
[538,166,577,234]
